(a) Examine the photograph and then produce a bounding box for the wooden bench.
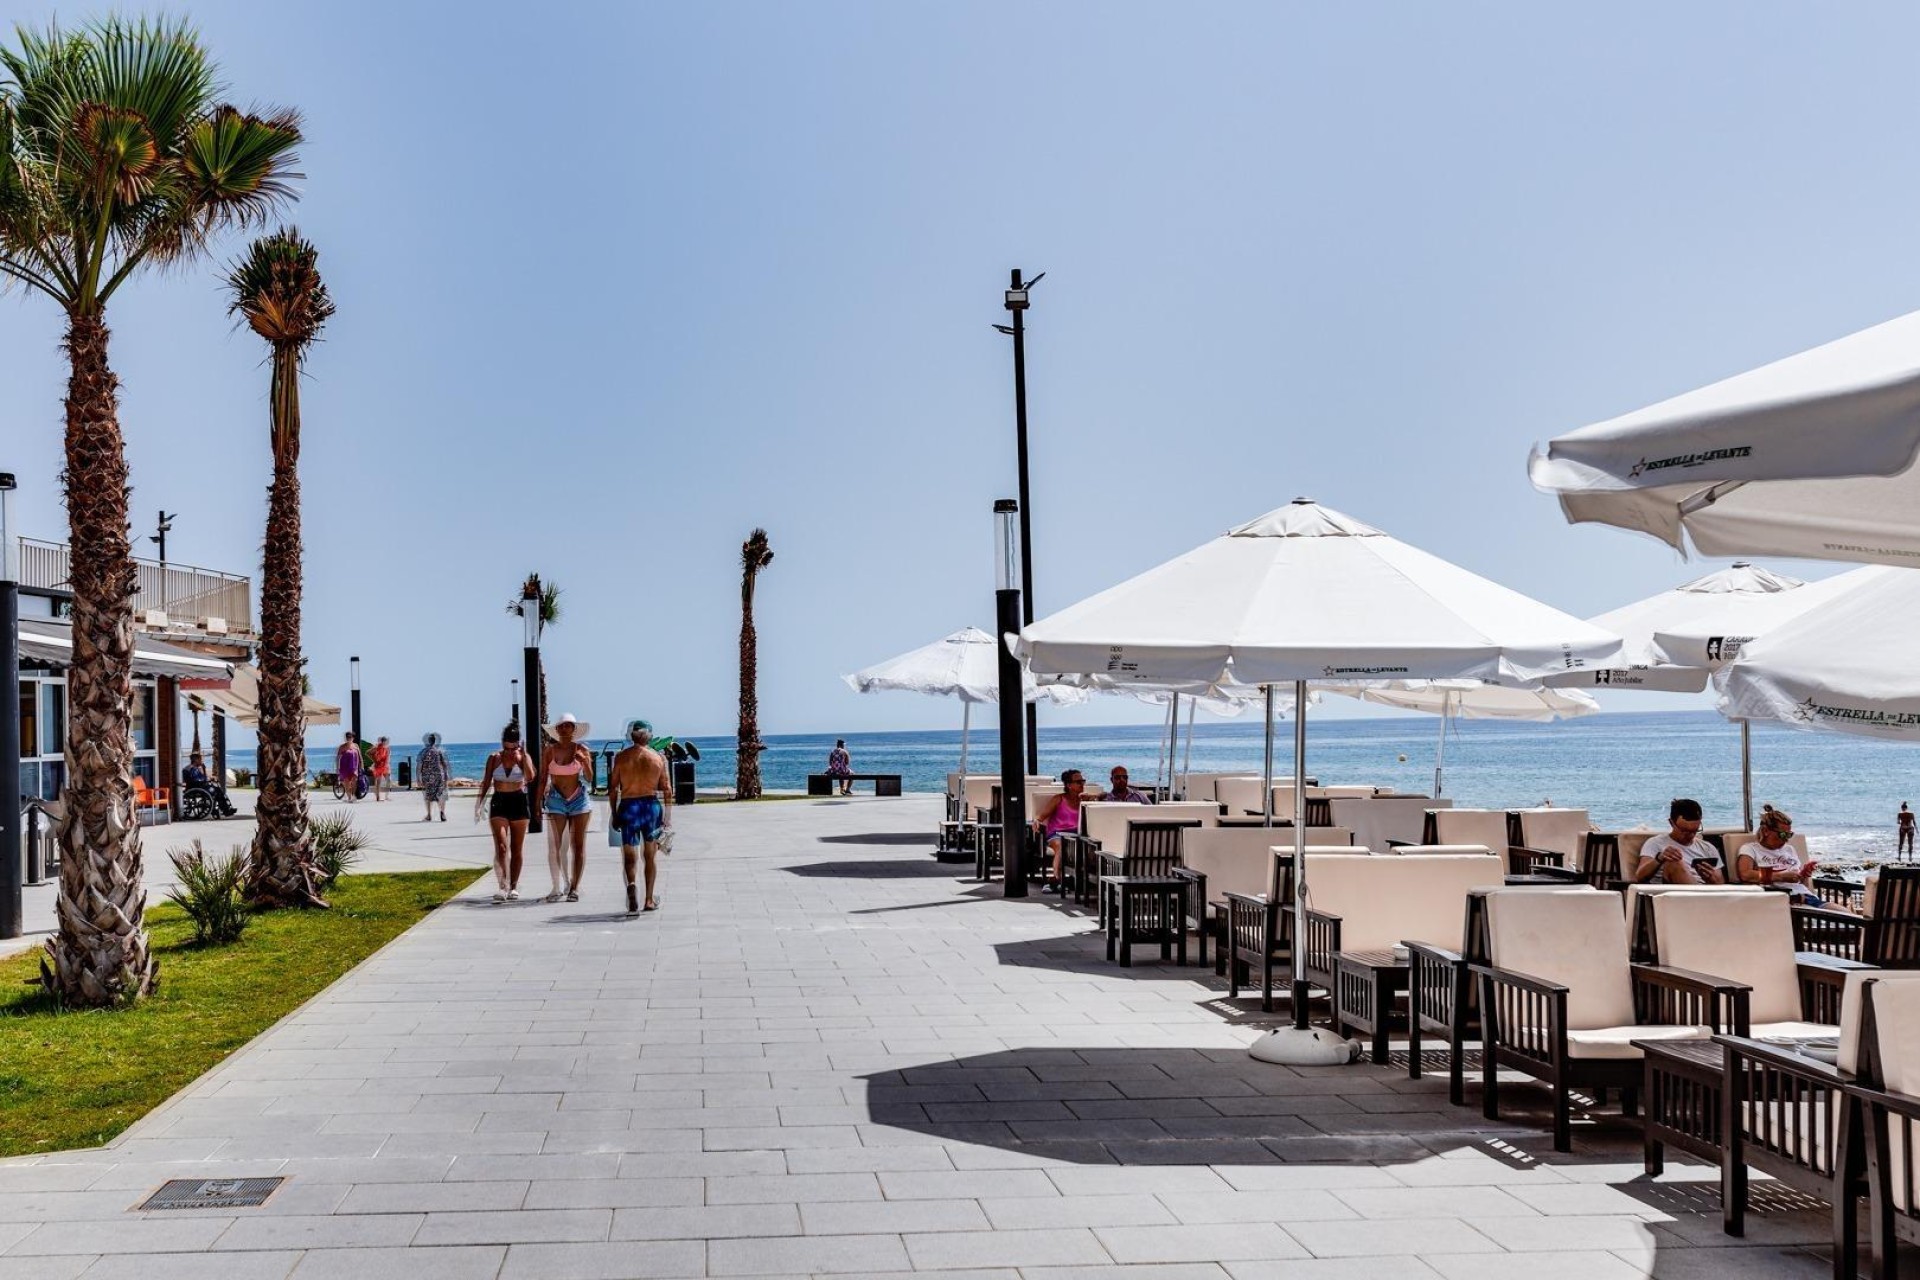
[806,773,902,797]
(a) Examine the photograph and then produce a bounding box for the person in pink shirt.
[1033,769,1089,895]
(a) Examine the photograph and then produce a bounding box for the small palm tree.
[736,529,774,799]
[228,228,332,908]
[0,17,301,1005]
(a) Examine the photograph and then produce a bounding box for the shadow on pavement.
[785,859,960,879]
[816,832,936,846]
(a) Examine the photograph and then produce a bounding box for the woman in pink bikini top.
[1033,770,1089,894]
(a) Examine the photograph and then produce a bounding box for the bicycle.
[331,769,372,801]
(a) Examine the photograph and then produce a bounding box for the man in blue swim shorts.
[608,719,672,914]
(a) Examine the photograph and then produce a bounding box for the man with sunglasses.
[1633,797,1724,884]
[1102,767,1154,805]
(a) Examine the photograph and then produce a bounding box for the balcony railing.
[18,537,255,637]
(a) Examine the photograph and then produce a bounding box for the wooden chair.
[1223,846,1366,1012]
[1098,820,1203,964]
[1647,891,1870,1036]
[1474,889,1743,1151]
[1850,977,1920,1279]
[1427,808,1566,877]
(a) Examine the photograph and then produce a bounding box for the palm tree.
[736,529,774,799]
[0,18,301,1005]
[506,575,562,723]
[228,228,332,908]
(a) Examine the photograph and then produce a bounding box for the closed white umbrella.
[843,627,1084,807]
[1323,680,1599,799]
[1717,567,1920,741]
[1017,499,1621,1061]
[1528,311,1920,565]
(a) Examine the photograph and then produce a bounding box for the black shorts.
[489,791,530,822]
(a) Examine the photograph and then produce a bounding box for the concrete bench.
[807,773,902,797]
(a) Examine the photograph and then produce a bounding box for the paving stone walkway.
[0,795,1854,1277]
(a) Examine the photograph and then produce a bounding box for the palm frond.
[224,225,332,347]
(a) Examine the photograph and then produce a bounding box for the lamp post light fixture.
[0,471,20,939]
[519,576,545,833]
[1002,269,1044,775]
[992,498,1028,898]
[510,678,520,730]
[349,655,363,744]
[150,509,175,567]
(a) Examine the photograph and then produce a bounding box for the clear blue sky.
[6,3,1917,745]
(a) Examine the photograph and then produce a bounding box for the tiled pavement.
[0,795,1865,1277]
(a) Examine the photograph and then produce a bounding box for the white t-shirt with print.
[1641,834,1720,878]
[1739,840,1807,878]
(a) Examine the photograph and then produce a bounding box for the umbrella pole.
[1291,679,1310,1031]
[1433,690,1450,799]
[1262,685,1275,827]
[957,702,971,824]
[1166,693,1180,797]
[1181,698,1196,798]
[1740,718,1753,832]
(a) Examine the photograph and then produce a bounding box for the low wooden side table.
[1637,1036,1726,1179]
[1105,877,1188,968]
[1334,948,1410,1065]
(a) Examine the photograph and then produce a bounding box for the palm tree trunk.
[247,343,323,907]
[736,577,762,799]
[45,312,155,1006]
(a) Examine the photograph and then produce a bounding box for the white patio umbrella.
[1528,310,1920,565]
[1017,498,1622,1061]
[1323,680,1599,799]
[1540,562,1876,826]
[843,627,1085,809]
[1716,567,1920,742]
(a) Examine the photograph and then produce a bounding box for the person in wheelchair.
[181,753,238,819]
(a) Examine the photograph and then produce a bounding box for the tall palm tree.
[0,18,301,1005]
[736,529,774,799]
[228,228,331,908]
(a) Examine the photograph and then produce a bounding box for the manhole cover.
[137,1177,285,1211]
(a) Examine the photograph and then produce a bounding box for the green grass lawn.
[0,868,478,1158]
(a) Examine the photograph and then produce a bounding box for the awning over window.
[189,664,342,728]
[19,617,232,682]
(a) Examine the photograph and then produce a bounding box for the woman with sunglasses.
[1031,769,1089,895]
[537,714,596,902]
[477,724,533,903]
[1732,805,1830,907]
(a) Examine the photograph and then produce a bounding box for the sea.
[230,710,1920,862]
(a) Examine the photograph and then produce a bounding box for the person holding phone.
[1734,805,1829,907]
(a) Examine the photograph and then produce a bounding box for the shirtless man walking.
[608,719,672,914]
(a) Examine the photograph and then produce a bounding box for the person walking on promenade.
[1901,801,1916,859]
[335,732,362,804]
[478,724,533,903]
[827,739,854,796]
[418,732,451,822]
[369,736,392,801]
[538,714,596,902]
[609,718,671,914]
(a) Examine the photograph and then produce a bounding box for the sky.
[6,3,1920,746]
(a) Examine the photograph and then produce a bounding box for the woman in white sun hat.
[538,713,596,902]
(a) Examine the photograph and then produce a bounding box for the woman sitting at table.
[1032,769,1089,895]
[1733,805,1832,908]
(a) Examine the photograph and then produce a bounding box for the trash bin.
[398,757,413,789]
[672,760,696,806]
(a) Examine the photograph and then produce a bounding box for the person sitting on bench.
[1632,797,1723,884]
[826,739,854,797]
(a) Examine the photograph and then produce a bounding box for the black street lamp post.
[0,473,20,940]
[510,678,520,730]
[1004,270,1043,775]
[520,577,545,834]
[993,499,1028,898]
[349,655,362,744]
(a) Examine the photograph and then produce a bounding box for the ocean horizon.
[235,708,1920,861]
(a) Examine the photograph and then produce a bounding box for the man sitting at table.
[1733,804,1830,907]
[1102,767,1154,805]
[1632,797,1724,884]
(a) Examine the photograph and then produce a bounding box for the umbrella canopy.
[190,664,342,728]
[1325,679,1599,722]
[845,626,1084,706]
[1541,561,1866,688]
[1528,310,1920,565]
[1716,567,1920,741]
[1017,499,1623,684]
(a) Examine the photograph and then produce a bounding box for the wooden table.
[1334,947,1409,1065]
[1638,1037,1726,1180]
[1104,877,1188,968]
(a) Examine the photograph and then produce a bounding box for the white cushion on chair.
[1080,801,1218,851]
[1566,1023,1704,1059]
[1433,809,1511,851]
[1329,796,1446,850]
[1391,844,1492,857]
[1862,978,1920,1211]
[1484,890,1637,1030]
[1651,892,1803,1025]
[1839,969,1920,1076]
[1622,883,1760,944]
[1517,809,1592,860]
[1747,1021,1837,1043]
[1300,853,1504,952]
